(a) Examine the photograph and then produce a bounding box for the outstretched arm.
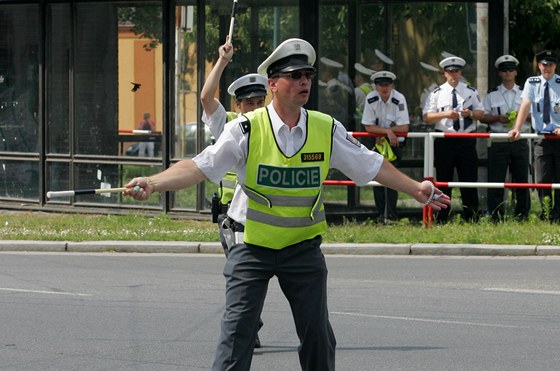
[123,159,207,201]
[373,158,450,210]
[201,37,234,116]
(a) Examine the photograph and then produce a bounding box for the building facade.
[0,0,505,218]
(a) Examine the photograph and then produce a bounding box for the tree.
[509,0,560,81]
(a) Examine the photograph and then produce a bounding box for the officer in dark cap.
[509,50,560,222]
[423,56,485,222]
[200,37,268,348]
[481,55,530,221]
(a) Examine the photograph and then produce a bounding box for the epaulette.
[528,77,541,84]
[432,87,441,94]
[367,96,379,104]
[238,116,251,134]
[391,97,400,105]
[487,87,498,94]
[467,85,476,92]
[556,78,560,84]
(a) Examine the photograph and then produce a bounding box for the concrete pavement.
[0,240,559,255]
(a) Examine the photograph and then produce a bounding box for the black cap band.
[234,84,267,100]
[498,61,517,71]
[374,77,393,84]
[444,65,463,71]
[267,54,314,76]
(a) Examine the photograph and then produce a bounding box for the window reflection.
[0,5,39,155]
[118,4,163,158]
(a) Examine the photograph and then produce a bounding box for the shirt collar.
[267,102,306,135]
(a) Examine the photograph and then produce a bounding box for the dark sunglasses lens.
[289,71,315,80]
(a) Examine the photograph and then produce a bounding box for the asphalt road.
[1,252,560,370]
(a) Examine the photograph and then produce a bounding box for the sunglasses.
[500,68,516,72]
[274,71,316,81]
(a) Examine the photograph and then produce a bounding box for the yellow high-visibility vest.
[242,108,333,249]
[218,111,240,204]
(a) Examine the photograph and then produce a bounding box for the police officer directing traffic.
[423,56,484,222]
[123,38,450,371]
[509,50,560,223]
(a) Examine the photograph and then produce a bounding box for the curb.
[0,240,560,256]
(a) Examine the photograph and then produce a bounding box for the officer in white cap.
[200,37,268,348]
[480,55,530,221]
[353,62,375,119]
[201,37,268,139]
[124,38,450,371]
[509,50,560,222]
[423,56,484,222]
[362,71,409,223]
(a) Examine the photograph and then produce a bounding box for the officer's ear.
[268,76,279,93]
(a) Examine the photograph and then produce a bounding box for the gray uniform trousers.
[534,138,560,221]
[487,139,531,219]
[212,235,336,371]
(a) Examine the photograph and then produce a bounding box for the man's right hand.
[219,36,234,62]
[507,128,520,140]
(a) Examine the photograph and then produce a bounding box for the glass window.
[117,3,164,159]
[0,4,40,201]
[0,4,40,154]
[65,162,163,206]
[0,160,40,199]
[175,2,201,159]
[173,1,299,210]
[47,3,71,155]
[318,3,353,131]
[74,2,163,157]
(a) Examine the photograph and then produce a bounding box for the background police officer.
[509,50,560,223]
[200,37,268,348]
[480,55,531,221]
[362,71,409,222]
[423,56,485,222]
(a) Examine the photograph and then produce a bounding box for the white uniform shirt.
[482,84,528,133]
[521,74,560,132]
[194,102,384,224]
[423,81,484,132]
[201,99,230,138]
[361,89,409,142]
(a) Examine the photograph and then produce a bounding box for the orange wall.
[118,28,163,132]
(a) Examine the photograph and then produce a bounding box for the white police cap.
[257,38,316,77]
[439,56,466,71]
[227,73,268,100]
[320,57,343,68]
[375,49,394,65]
[354,63,375,76]
[371,71,396,84]
[494,55,519,70]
